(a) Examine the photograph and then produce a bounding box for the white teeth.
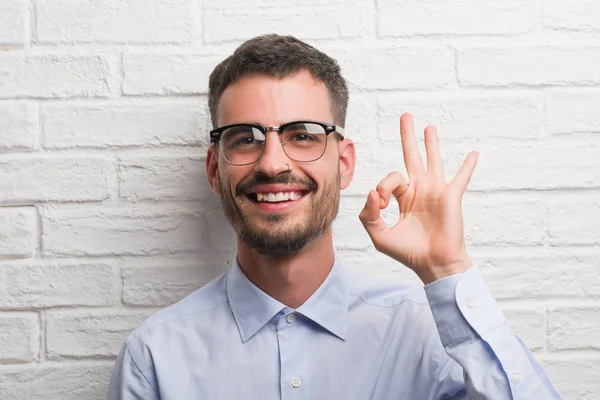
[255,191,303,203]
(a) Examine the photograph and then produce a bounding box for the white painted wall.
[1,0,600,398]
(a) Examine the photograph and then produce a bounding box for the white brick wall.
[0,0,28,47]
[0,0,599,398]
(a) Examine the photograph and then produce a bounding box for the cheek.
[216,167,233,193]
[305,164,337,191]
[220,166,250,194]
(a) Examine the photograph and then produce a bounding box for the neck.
[236,229,335,309]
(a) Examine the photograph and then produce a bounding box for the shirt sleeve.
[424,266,563,400]
[108,343,160,400]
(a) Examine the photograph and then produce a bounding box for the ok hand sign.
[359,113,479,285]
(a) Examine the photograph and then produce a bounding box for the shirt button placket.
[278,311,305,399]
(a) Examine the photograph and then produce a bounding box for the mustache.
[236,174,318,197]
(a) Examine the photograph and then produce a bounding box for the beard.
[218,169,340,259]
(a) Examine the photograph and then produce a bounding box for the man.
[109,34,562,399]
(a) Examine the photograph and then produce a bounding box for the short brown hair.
[208,34,349,128]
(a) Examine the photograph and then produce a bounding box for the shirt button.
[511,373,520,383]
[466,297,477,308]
[286,313,296,323]
[291,377,302,388]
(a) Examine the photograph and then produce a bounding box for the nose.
[253,130,291,177]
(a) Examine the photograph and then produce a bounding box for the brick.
[36,0,192,44]
[0,207,35,258]
[0,262,119,308]
[41,206,207,256]
[545,92,600,134]
[0,157,111,203]
[541,358,600,399]
[205,212,237,253]
[122,259,228,306]
[464,198,547,246]
[122,53,222,96]
[0,363,114,399]
[0,313,38,362]
[543,0,600,31]
[547,306,600,351]
[42,99,210,149]
[0,0,26,46]
[344,94,378,145]
[458,47,600,87]
[0,102,38,150]
[119,156,211,202]
[46,310,154,358]
[204,0,373,43]
[468,145,600,191]
[328,45,454,91]
[0,54,110,99]
[377,93,541,141]
[348,140,600,195]
[548,200,600,245]
[379,0,536,36]
[501,307,544,351]
[480,253,600,300]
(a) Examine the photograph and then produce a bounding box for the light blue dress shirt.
[109,256,562,399]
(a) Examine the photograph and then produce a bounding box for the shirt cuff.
[424,266,506,347]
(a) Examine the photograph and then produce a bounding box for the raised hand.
[359,113,479,285]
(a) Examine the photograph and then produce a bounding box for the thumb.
[359,190,388,238]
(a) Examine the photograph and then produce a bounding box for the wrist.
[418,259,473,285]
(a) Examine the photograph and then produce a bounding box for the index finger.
[400,113,426,179]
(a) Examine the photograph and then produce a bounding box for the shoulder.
[344,265,428,309]
[126,272,229,346]
[343,265,439,344]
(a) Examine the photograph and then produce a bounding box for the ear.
[206,144,221,195]
[337,138,356,190]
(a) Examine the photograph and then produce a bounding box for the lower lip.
[249,194,308,212]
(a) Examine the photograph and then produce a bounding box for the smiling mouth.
[246,190,309,203]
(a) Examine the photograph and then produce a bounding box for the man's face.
[206,70,354,258]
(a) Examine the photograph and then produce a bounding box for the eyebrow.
[227,119,316,127]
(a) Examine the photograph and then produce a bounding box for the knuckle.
[377,171,403,191]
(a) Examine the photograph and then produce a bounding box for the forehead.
[216,70,333,127]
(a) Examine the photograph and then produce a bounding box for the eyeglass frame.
[209,120,345,166]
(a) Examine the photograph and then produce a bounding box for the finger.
[424,125,444,182]
[359,190,388,237]
[449,151,479,196]
[375,171,409,208]
[400,113,426,179]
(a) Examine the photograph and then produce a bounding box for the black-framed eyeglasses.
[209,120,345,166]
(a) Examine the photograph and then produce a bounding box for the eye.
[289,133,316,142]
[284,123,325,142]
[233,136,256,146]
[220,125,263,148]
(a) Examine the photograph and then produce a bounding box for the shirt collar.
[226,255,349,343]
